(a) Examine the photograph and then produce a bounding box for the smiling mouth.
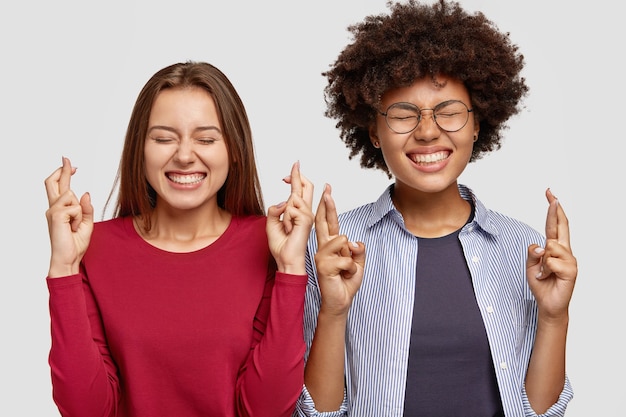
[167,173,206,185]
[410,151,450,165]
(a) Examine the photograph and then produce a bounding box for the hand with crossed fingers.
[314,183,365,317]
[44,157,94,278]
[266,161,315,276]
[526,188,577,319]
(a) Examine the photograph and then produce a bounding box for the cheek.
[377,133,405,154]
[143,147,155,173]
[453,137,476,164]
[198,145,230,170]
[143,146,170,183]
[143,159,160,188]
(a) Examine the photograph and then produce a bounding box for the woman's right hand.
[45,157,94,278]
[314,184,365,316]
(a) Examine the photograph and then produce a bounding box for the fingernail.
[534,247,544,254]
[276,201,286,208]
[350,241,358,248]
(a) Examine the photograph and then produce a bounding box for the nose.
[413,109,440,141]
[174,139,196,164]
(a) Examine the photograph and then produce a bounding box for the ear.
[369,125,380,148]
[472,113,480,142]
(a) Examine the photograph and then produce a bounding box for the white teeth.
[413,151,448,164]
[167,173,205,184]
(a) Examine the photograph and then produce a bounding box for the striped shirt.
[294,184,573,417]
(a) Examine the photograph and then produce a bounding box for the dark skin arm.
[303,184,365,411]
[524,189,577,413]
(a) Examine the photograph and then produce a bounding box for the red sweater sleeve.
[236,271,307,417]
[47,274,120,417]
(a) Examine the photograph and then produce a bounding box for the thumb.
[79,192,95,227]
[266,201,286,222]
[351,241,366,268]
[69,192,93,233]
[527,244,545,279]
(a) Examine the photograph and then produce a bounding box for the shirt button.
[486,306,494,313]
[500,362,508,370]
[472,255,479,263]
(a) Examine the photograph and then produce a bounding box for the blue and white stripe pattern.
[294,184,573,417]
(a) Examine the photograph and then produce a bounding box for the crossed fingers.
[281,161,314,233]
[544,188,571,249]
[45,157,76,207]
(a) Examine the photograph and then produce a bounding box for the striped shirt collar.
[365,183,500,237]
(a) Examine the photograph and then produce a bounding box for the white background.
[1,0,623,415]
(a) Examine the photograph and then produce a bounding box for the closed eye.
[391,115,417,120]
[196,138,217,145]
[151,136,175,144]
[435,111,462,118]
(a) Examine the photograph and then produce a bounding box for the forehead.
[381,75,470,107]
[149,86,219,123]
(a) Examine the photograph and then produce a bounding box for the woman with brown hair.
[44,61,313,417]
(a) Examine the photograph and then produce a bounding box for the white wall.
[1,0,622,415]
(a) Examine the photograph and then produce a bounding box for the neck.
[392,182,471,238]
[135,204,232,252]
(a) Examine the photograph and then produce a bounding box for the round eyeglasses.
[378,100,473,134]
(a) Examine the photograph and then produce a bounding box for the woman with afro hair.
[295,1,577,416]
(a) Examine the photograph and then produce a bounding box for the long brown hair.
[105,61,265,230]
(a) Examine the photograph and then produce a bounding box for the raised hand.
[314,184,365,316]
[526,188,577,319]
[266,161,315,275]
[44,157,94,278]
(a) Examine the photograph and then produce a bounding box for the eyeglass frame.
[377,99,474,134]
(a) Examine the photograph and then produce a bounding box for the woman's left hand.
[526,188,578,320]
[266,161,314,275]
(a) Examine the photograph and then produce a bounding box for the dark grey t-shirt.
[403,224,504,417]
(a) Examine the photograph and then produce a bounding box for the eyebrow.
[147,125,223,135]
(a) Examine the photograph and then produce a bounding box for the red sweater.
[47,215,307,417]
